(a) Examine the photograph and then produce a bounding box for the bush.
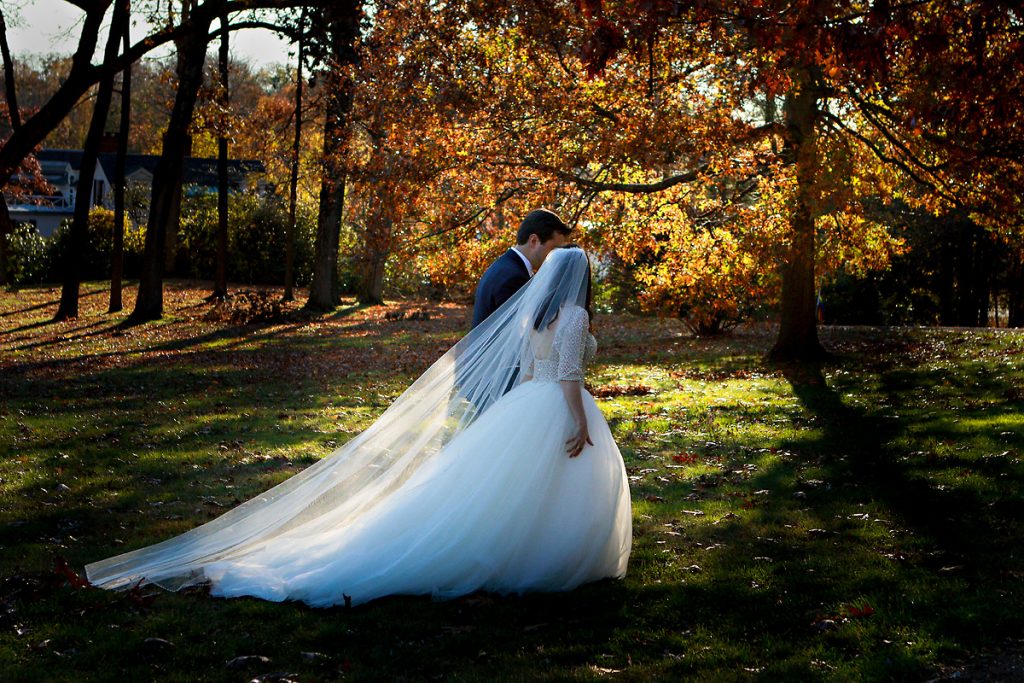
[6,222,52,285]
[231,195,311,286]
[9,192,317,290]
[177,191,317,286]
[46,207,145,282]
[49,208,113,281]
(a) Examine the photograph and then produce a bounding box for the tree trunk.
[1,8,21,285]
[0,199,12,286]
[163,2,197,278]
[54,0,126,321]
[305,3,361,312]
[109,0,131,314]
[129,9,212,323]
[938,228,955,325]
[358,250,387,305]
[306,77,352,310]
[0,8,21,132]
[358,209,391,305]
[953,218,976,326]
[283,8,305,302]
[1009,243,1024,327]
[769,68,827,361]
[164,176,185,274]
[212,11,229,300]
[975,224,991,326]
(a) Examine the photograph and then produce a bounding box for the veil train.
[85,248,594,593]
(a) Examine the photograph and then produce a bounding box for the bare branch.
[209,20,301,42]
[401,185,526,246]
[821,109,961,207]
[846,89,950,175]
[497,159,711,193]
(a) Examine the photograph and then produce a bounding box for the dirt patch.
[929,641,1024,682]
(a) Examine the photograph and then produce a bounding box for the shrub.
[177,191,317,286]
[46,207,143,282]
[230,195,304,285]
[6,222,53,285]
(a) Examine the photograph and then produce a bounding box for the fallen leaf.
[227,655,272,669]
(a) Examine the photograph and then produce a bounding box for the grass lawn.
[2,280,1023,682]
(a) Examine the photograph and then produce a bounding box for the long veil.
[85,247,592,591]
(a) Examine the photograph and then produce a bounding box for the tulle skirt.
[199,380,632,607]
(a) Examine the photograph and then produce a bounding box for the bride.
[85,246,632,607]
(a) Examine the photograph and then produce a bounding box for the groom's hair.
[516,209,571,245]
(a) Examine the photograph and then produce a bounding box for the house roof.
[34,149,266,187]
[39,160,74,188]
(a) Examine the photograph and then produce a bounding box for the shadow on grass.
[0,317,59,336]
[782,359,1024,555]
[0,286,109,322]
[4,300,453,383]
[3,326,1023,681]
[774,359,1024,648]
[4,318,115,350]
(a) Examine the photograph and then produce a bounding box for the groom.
[471,208,572,328]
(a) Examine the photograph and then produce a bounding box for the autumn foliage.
[2,0,1022,343]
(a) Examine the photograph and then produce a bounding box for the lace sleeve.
[556,306,589,382]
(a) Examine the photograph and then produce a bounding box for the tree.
[0,0,331,313]
[0,6,19,286]
[54,0,128,320]
[0,1,185,298]
[109,0,132,314]
[129,1,216,322]
[212,10,230,300]
[304,1,362,311]
[0,2,159,184]
[0,9,19,132]
[463,0,1024,359]
[283,8,306,302]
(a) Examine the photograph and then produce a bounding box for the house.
[5,148,267,237]
[4,153,111,237]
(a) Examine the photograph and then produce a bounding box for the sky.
[4,0,294,69]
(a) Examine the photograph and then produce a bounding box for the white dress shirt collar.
[510,247,534,277]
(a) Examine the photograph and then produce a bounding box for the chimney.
[99,132,119,154]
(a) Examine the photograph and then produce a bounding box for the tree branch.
[401,185,526,246]
[821,109,961,207]
[497,159,711,193]
[846,88,952,176]
[209,19,301,43]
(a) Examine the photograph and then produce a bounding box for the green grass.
[2,280,1023,681]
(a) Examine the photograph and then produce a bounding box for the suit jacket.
[471,249,531,328]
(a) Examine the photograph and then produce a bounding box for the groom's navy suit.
[471,249,531,329]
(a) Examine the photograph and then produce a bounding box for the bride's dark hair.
[533,245,593,331]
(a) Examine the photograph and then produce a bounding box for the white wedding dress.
[197,305,628,606]
[86,249,631,608]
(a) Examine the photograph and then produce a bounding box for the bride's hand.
[565,422,593,458]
